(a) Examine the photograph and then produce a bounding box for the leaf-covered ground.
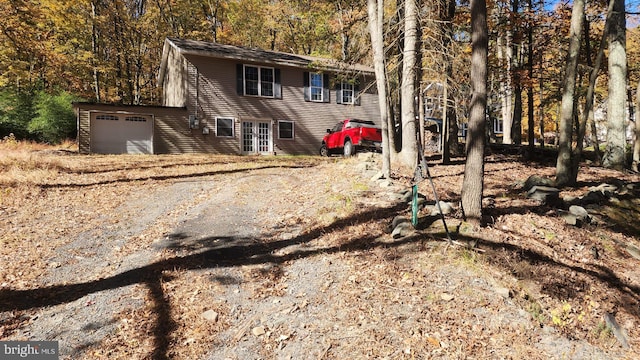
[0,142,639,359]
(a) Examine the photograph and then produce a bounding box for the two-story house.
[75,37,380,155]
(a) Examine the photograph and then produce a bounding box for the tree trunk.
[575,0,615,175]
[497,31,513,144]
[441,0,458,161]
[555,0,584,187]
[603,0,627,170]
[461,0,488,223]
[634,80,640,172]
[399,0,418,168]
[527,0,535,152]
[367,0,391,177]
[512,80,522,144]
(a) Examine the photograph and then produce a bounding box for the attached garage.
[89,112,154,154]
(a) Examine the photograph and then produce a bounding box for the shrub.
[27,91,78,144]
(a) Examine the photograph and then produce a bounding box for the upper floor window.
[340,82,354,104]
[336,79,361,106]
[309,73,323,102]
[303,72,329,103]
[237,64,281,98]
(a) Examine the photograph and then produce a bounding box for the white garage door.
[90,113,153,154]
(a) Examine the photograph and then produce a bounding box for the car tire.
[343,140,355,157]
[320,144,329,157]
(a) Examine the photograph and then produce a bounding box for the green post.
[411,185,419,227]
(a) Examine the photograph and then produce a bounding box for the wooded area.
[1,0,640,220]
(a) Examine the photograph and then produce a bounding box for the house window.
[309,72,324,102]
[493,118,503,134]
[216,117,234,137]
[243,65,274,97]
[96,114,118,121]
[340,82,355,104]
[278,120,294,139]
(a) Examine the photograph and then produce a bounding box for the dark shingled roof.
[164,37,373,74]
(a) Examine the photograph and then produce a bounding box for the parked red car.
[320,118,382,156]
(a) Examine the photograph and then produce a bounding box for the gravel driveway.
[2,154,632,359]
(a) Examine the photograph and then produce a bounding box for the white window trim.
[309,72,324,102]
[277,120,295,140]
[215,116,235,137]
[340,82,355,105]
[493,118,503,134]
[244,65,275,98]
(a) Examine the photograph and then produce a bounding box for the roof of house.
[159,38,374,84]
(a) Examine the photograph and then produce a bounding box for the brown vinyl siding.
[78,38,380,155]
[183,54,380,155]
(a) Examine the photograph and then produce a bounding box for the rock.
[604,313,629,348]
[370,171,385,181]
[202,310,219,323]
[431,201,454,216]
[392,222,414,239]
[378,179,393,188]
[392,216,410,228]
[625,243,640,261]
[589,183,617,196]
[495,287,511,299]
[523,175,555,191]
[252,326,266,336]
[558,210,582,227]
[568,205,590,223]
[440,293,455,301]
[527,186,561,205]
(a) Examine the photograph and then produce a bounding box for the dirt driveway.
[1,151,638,359]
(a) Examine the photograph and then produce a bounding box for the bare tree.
[367,0,391,177]
[555,0,584,187]
[399,0,419,168]
[602,0,627,170]
[461,0,488,223]
[634,80,640,172]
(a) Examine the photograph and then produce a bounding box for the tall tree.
[555,0,585,187]
[461,0,488,223]
[367,0,391,177]
[602,0,627,169]
[634,79,640,172]
[399,0,419,167]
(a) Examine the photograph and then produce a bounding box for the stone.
[392,222,414,239]
[392,216,410,228]
[252,326,266,336]
[378,179,393,188]
[558,210,582,227]
[495,287,511,299]
[440,293,455,301]
[527,186,561,205]
[370,171,385,181]
[589,183,618,196]
[625,244,640,261]
[202,310,219,323]
[431,201,454,216]
[604,313,629,348]
[568,205,590,223]
[523,175,555,191]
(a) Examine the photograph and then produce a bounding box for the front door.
[242,121,272,154]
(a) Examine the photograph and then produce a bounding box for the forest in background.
[0,0,639,149]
